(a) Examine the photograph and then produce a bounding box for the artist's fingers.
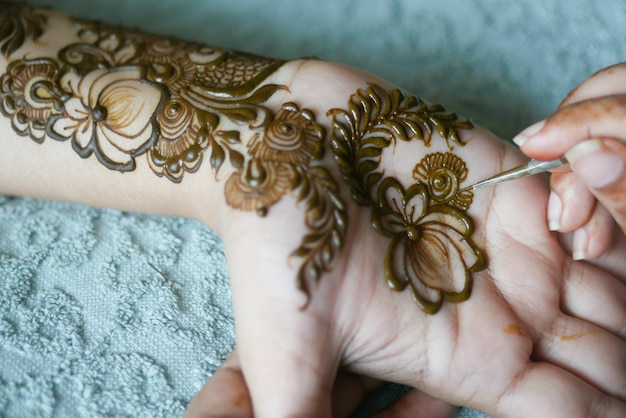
[184,350,253,418]
[559,62,626,107]
[564,138,626,234]
[513,96,626,160]
[547,171,596,233]
[549,171,615,259]
[372,388,458,418]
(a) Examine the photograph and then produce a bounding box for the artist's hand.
[186,62,626,418]
[513,62,626,261]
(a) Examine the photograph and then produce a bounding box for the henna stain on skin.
[503,324,526,336]
[329,84,486,314]
[0,3,346,299]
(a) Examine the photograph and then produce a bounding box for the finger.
[184,350,253,418]
[222,210,344,417]
[372,388,458,418]
[561,261,626,340]
[185,351,383,418]
[565,138,626,233]
[331,373,382,417]
[514,95,626,160]
[235,304,338,417]
[560,63,626,107]
[492,363,626,418]
[533,313,626,401]
[548,171,597,233]
[592,226,626,282]
[569,200,616,260]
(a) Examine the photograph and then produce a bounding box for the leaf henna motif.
[329,85,486,314]
[0,9,347,302]
[328,83,473,206]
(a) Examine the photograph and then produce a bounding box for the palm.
[220,120,625,417]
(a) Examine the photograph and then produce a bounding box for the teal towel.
[2,0,625,416]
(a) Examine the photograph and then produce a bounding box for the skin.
[1,6,625,417]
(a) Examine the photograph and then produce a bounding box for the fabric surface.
[2,0,626,416]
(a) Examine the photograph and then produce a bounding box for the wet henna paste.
[0,4,486,312]
[329,85,486,313]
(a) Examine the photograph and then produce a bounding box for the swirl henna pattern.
[0,4,345,298]
[329,85,486,314]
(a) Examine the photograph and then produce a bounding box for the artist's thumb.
[565,138,626,233]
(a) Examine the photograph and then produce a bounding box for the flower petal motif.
[413,152,473,210]
[224,159,293,214]
[248,102,324,165]
[376,168,485,314]
[148,97,210,182]
[373,177,428,237]
[51,66,164,169]
[0,58,62,142]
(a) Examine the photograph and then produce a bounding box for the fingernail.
[512,120,546,147]
[547,191,562,231]
[572,227,588,261]
[565,139,624,189]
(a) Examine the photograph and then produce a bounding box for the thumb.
[236,303,339,417]
[565,138,626,233]
[225,228,342,417]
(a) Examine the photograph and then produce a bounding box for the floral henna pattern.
[329,84,486,314]
[0,4,346,299]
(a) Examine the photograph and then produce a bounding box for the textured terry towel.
[2,0,626,416]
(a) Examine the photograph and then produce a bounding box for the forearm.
[0,3,316,232]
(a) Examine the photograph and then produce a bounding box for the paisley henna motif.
[0,4,346,300]
[329,84,486,314]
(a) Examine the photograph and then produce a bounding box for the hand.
[187,61,626,417]
[184,349,460,418]
[513,62,626,261]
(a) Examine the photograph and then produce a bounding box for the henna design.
[0,5,346,299]
[0,2,46,58]
[329,84,486,314]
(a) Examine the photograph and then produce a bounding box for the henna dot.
[92,105,108,122]
[183,149,197,162]
[167,102,181,116]
[279,122,295,135]
[256,207,268,217]
[168,160,182,174]
[16,111,27,124]
[406,226,420,241]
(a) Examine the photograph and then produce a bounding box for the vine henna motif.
[0,4,346,299]
[329,84,486,314]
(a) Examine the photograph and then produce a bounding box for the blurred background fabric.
[1,0,626,416]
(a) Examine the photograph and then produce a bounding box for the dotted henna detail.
[0,5,346,301]
[329,84,486,314]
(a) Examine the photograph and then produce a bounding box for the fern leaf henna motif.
[329,84,486,314]
[0,5,346,300]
